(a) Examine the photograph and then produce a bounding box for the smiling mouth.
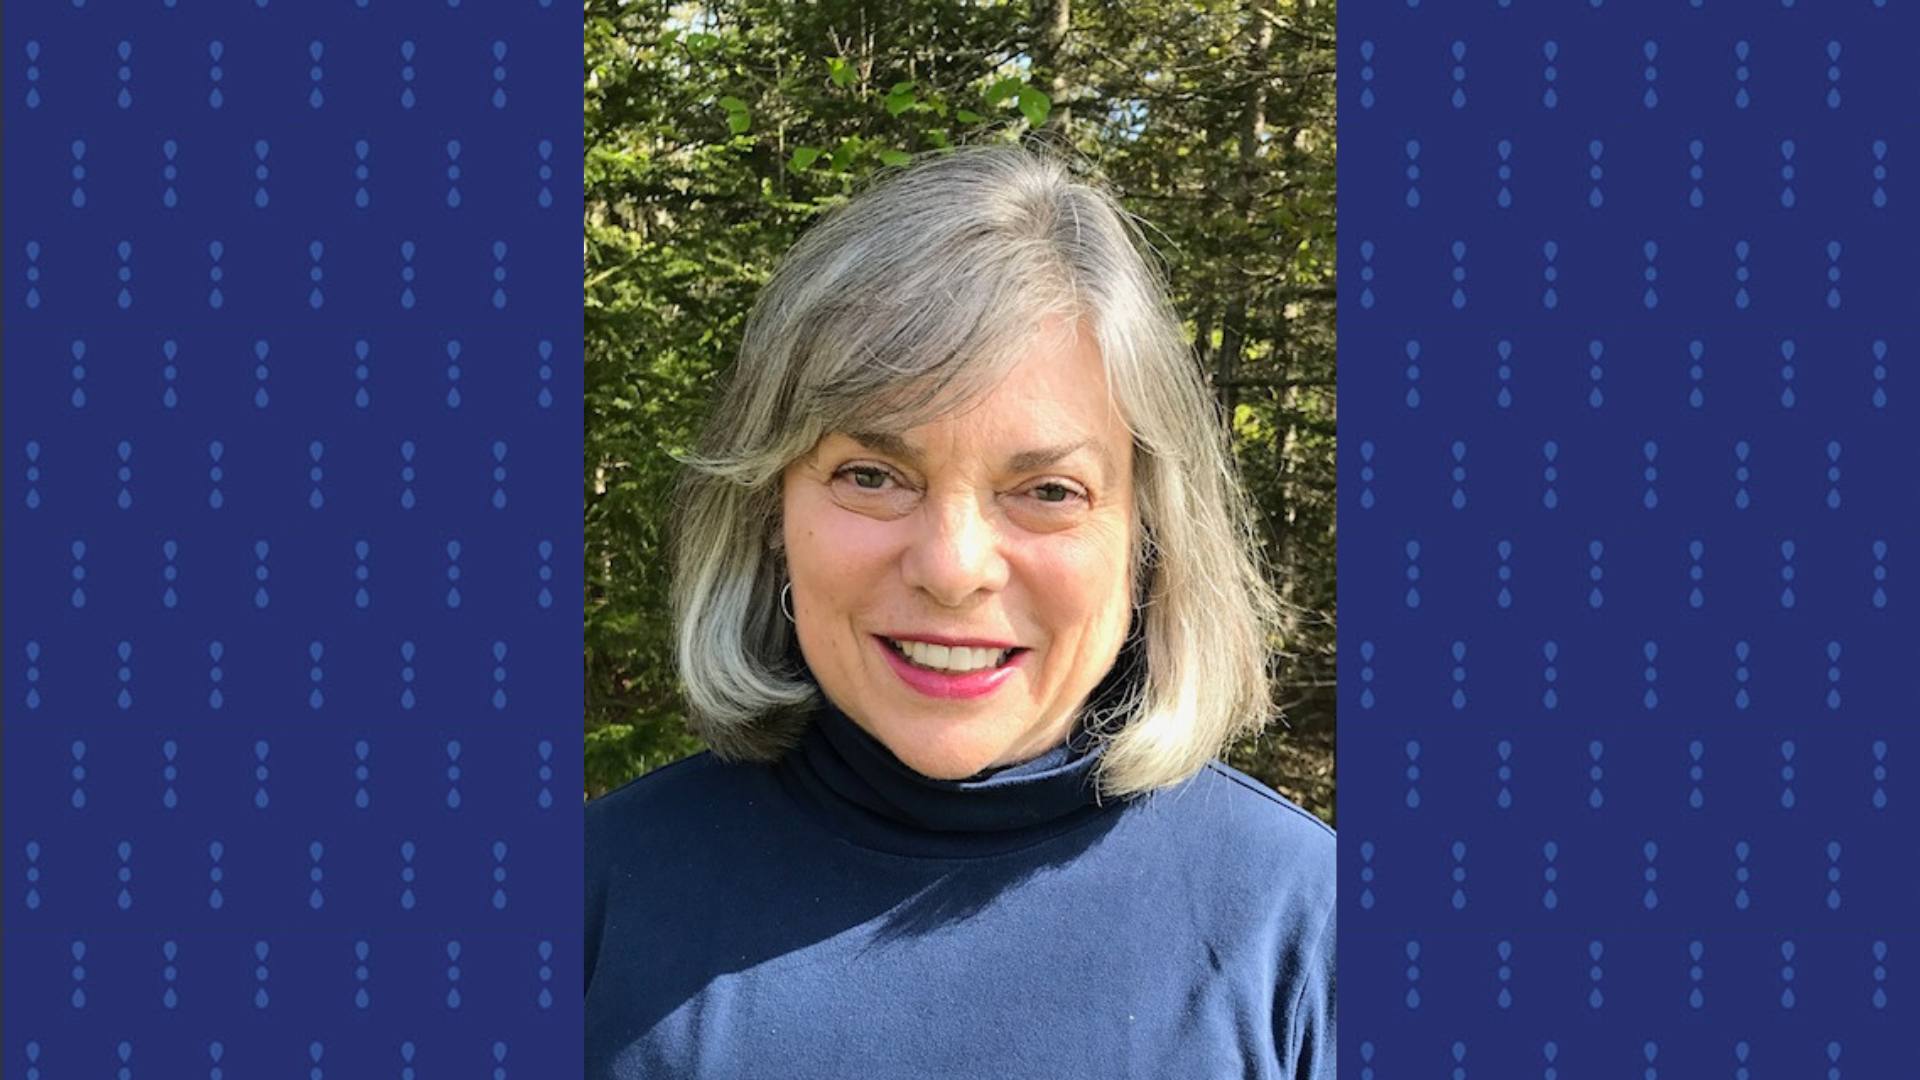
[883,637,1022,674]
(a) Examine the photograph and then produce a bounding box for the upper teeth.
[890,639,1009,673]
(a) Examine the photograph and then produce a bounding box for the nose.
[900,491,1008,607]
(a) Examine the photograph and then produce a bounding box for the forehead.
[837,319,1129,472]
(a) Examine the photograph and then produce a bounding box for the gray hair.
[671,144,1281,798]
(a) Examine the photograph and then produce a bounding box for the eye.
[824,461,918,518]
[1026,481,1087,506]
[832,464,901,492]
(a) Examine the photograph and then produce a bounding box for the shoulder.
[587,752,775,868]
[586,752,775,981]
[587,749,772,832]
[1146,758,1333,847]
[1125,758,1336,901]
[1195,758,1336,850]
[587,751,727,825]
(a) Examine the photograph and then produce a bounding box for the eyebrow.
[846,432,1116,478]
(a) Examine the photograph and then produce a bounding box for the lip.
[874,635,1025,699]
[878,631,1021,650]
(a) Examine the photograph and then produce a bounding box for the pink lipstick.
[874,635,1026,699]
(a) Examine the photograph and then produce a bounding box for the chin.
[877,725,1014,781]
[890,742,1000,782]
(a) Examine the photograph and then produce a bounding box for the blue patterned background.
[1343,2,1920,1074]
[3,3,583,1075]
[18,0,1920,1072]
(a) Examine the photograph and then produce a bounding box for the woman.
[586,145,1334,1079]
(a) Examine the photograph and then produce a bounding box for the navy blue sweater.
[586,706,1336,1078]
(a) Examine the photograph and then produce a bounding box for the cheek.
[1032,528,1133,639]
[788,512,896,612]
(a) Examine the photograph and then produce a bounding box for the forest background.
[584,0,1337,825]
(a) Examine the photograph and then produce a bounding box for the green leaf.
[923,128,951,150]
[879,149,913,167]
[789,146,823,173]
[885,81,917,116]
[717,93,750,133]
[1017,87,1051,128]
[827,57,855,87]
[984,77,1023,107]
[955,109,983,124]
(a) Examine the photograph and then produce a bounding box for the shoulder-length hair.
[671,143,1282,798]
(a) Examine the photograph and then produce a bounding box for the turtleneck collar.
[773,702,1114,859]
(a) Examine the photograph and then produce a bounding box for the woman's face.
[781,318,1135,780]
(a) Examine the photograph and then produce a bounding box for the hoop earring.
[780,582,795,623]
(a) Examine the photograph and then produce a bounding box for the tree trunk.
[1217,0,1274,423]
[1030,0,1071,135]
